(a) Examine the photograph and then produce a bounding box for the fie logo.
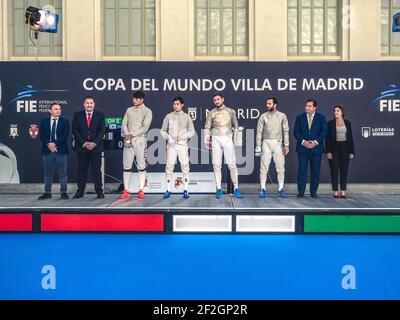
[373,84,400,112]
[9,83,67,112]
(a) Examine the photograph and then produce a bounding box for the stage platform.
[2,193,400,299]
[1,193,400,234]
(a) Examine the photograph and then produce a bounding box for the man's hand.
[204,136,212,150]
[124,134,133,141]
[349,153,354,159]
[302,140,311,149]
[255,146,262,157]
[327,152,333,160]
[283,146,289,156]
[84,142,96,151]
[47,142,57,153]
[168,138,175,146]
[308,140,317,149]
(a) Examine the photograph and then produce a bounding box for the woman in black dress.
[326,105,355,198]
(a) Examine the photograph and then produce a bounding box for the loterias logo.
[373,84,400,112]
[9,83,68,113]
[362,126,395,138]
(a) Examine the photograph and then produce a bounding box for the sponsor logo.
[9,84,40,104]
[373,84,400,112]
[205,107,260,120]
[362,126,395,138]
[9,124,18,139]
[361,127,371,138]
[188,107,197,121]
[9,84,68,113]
[129,172,215,193]
[29,124,39,139]
[175,177,183,188]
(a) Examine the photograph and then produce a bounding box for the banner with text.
[0,62,399,184]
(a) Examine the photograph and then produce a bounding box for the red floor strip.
[41,214,164,232]
[0,214,32,231]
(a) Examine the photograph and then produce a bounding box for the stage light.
[393,12,400,32]
[25,6,59,33]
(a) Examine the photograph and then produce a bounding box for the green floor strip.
[304,215,400,233]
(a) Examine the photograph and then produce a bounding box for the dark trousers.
[297,152,322,195]
[43,153,68,194]
[76,151,103,194]
[329,141,350,191]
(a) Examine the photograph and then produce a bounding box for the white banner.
[128,172,216,193]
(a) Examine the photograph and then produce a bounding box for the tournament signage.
[0,62,399,184]
[104,117,123,150]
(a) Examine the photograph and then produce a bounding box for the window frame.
[381,0,400,56]
[9,0,63,59]
[194,0,249,57]
[102,0,156,58]
[287,0,341,57]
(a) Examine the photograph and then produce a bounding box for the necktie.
[308,114,313,130]
[87,113,92,128]
[50,118,57,142]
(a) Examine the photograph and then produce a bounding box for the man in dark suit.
[38,103,70,200]
[72,96,106,199]
[294,99,328,198]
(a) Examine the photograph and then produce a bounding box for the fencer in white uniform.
[160,96,195,199]
[120,91,153,200]
[204,92,242,199]
[0,82,19,183]
[255,97,289,198]
[0,143,20,184]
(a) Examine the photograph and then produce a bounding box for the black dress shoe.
[97,193,105,199]
[311,194,318,198]
[60,193,69,200]
[38,193,52,200]
[297,193,304,198]
[72,192,84,199]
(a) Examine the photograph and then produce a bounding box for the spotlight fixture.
[393,12,400,32]
[25,6,59,33]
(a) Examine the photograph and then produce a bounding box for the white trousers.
[260,139,285,190]
[123,136,147,171]
[166,143,190,178]
[211,135,238,189]
[123,136,147,191]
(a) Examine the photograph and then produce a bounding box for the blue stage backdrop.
[0,61,399,184]
[1,234,400,299]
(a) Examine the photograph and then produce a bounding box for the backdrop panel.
[0,62,399,184]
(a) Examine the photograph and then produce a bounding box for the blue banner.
[0,234,399,299]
